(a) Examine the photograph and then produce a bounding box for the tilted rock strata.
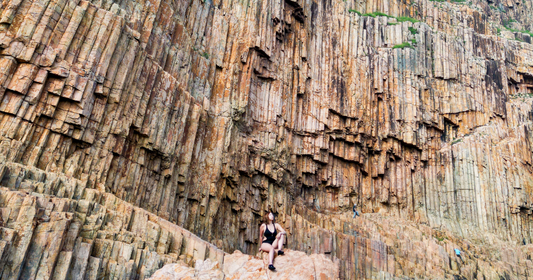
[0,163,224,279]
[0,0,533,278]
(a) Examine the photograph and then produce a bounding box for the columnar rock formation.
[0,0,533,278]
[0,163,226,279]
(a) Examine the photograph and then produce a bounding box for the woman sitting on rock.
[259,211,286,270]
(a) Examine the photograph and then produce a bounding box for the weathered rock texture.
[148,249,339,280]
[1,0,533,278]
[0,163,225,279]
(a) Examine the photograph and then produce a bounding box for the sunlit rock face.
[148,249,339,280]
[0,0,533,278]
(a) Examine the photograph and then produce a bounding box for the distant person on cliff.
[455,248,463,262]
[258,211,287,271]
[353,203,360,218]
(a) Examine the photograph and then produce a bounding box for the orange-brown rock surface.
[149,249,340,280]
[1,0,533,278]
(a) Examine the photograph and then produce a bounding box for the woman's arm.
[259,224,264,251]
[259,224,265,240]
[275,223,286,238]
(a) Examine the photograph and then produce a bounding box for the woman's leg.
[276,235,285,251]
[271,239,280,262]
[261,243,274,265]
[272,239,279,250]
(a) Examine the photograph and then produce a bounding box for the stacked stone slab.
[0,0,533,278]
[0,162,224,279]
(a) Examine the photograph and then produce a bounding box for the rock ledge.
[149,249,340,280]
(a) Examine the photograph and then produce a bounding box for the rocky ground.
[148,250,339,280]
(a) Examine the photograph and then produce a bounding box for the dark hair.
[263,211,275,224]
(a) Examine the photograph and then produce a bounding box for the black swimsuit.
[263,224,277,245]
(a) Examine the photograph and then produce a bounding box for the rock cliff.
[0,0,533,278]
